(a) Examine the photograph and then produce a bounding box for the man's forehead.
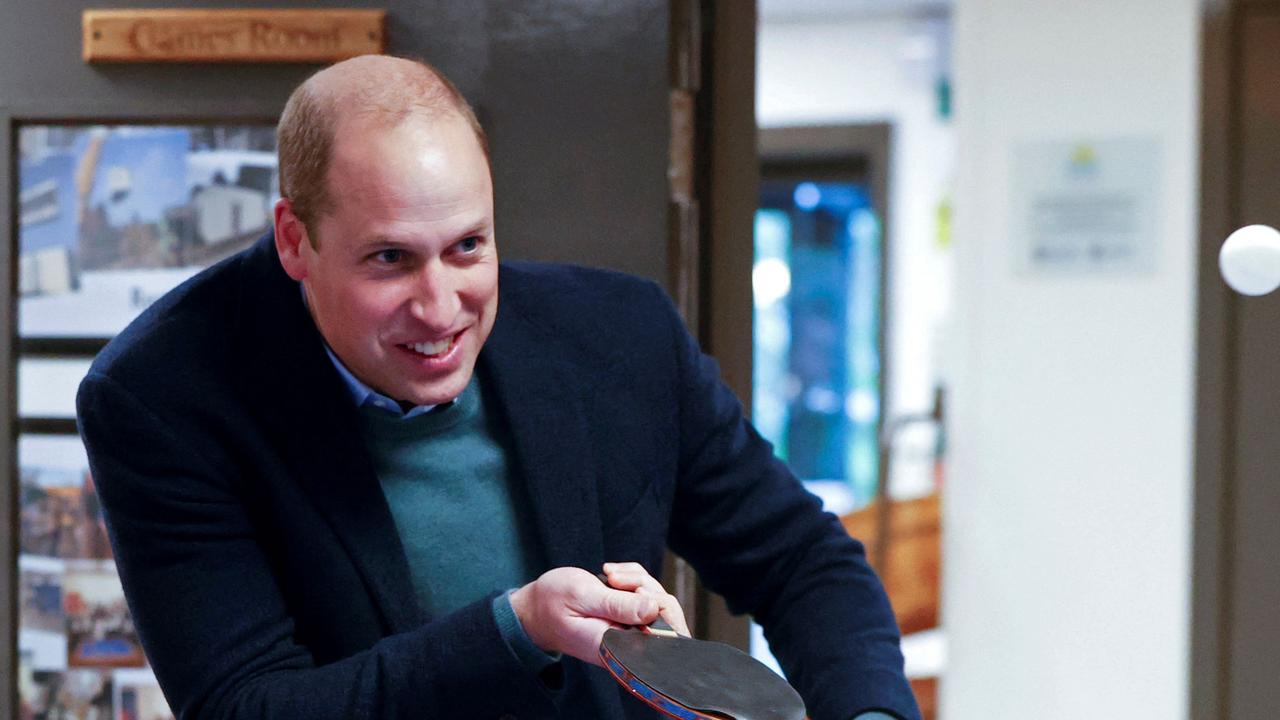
[356,115,485,183]
[318,113,492,231]
[329,109,468,155]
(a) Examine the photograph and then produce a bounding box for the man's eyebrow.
[352,236,409,253]
[456,223,491,239]
[351,225,491,254]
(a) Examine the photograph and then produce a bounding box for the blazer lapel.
[478,281,606,574]
[233,234,423,633]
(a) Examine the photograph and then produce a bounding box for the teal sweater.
[355,377,544,618]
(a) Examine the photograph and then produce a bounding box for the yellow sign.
[83,9,385,63]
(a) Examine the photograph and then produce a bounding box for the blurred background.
[2,0,1273,718]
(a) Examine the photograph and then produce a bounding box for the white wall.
[758,13,956,437]
[946,1,1199,718]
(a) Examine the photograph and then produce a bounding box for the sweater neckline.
[355,378,481,438]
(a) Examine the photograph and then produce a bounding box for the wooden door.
[1195,1,1280,718]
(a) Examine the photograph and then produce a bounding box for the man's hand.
[509,563,690,666]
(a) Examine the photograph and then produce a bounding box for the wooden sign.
[83,9,385,63]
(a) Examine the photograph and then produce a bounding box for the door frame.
[1190,1,1232,716]
[1192,1,1280,718]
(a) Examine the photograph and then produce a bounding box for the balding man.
[77,56,919,720]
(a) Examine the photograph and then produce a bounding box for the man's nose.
[408,272,461,330]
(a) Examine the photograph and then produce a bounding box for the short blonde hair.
[276,55,489,245]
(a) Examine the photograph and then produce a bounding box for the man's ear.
[274,198,312,281]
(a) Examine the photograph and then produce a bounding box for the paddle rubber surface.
[599,628,806,720]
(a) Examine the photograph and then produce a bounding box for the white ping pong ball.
[1220,224,1280,296]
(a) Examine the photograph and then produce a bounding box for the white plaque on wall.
[1012,137,1161,275]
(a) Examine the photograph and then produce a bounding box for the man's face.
[283,113,498,406]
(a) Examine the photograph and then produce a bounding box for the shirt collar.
[322,345,441,419]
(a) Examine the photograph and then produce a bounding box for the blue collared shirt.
[322,344,441,419]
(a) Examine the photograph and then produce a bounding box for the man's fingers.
[649,592,690,637]
[596,586,659,625]
[603,561,649,576]
[597,589,688,637]
[601,561,666,595]
[599,563,691,636]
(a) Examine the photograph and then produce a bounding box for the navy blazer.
[76,233,919,720]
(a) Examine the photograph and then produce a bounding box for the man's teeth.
[407,338,451,356]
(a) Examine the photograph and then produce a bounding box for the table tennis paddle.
[596,585,806,720]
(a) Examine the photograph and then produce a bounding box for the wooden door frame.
[676,0,758,650]
[1191,0,1231,714]
[1191,1,1280,717]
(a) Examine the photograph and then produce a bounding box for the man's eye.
[374,249,404,264]
[458,236,480,253]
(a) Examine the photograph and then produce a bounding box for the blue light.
[793,182,820,210]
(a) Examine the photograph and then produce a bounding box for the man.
[76,56,919,720]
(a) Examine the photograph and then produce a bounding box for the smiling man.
[76,56,919,720]
[275,81,498,409]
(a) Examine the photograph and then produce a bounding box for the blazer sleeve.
[655,288,922,720]
[76,371,556,720]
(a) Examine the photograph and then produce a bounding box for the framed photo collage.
[16,123,277,720]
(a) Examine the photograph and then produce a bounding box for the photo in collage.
[16,437,166,720]
[19,124,277,338]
